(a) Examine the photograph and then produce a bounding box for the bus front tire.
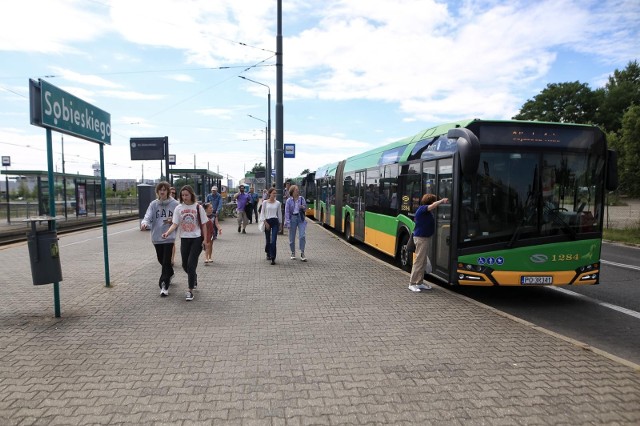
[398,233,412,272]
[344,219,352,243]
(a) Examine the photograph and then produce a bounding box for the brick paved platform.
[0,220,639,425]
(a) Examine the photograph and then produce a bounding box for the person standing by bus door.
[140,181,179,297]
[409,194,448,292]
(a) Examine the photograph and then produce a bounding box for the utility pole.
[275,0,284,202]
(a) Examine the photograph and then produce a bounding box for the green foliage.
[514,60,640,197]
[250,162,265,172]
[174,178,194,189]
[597,60,640,133]
[300,168,311,175]
[618,106,640,197]
[603,226,640,246]
[513,81,600,124]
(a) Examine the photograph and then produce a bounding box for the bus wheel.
[344,219,352,243]
[397,233,412,272]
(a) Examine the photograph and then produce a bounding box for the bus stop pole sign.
[284,143,295,158]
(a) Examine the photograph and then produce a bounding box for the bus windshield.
[459,148,605,247]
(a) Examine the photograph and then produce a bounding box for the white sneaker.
[416,284,432,291]
[160,285,168,297]
[290,252,296,260]
[408,285,421,292]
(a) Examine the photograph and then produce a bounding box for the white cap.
[211,186,218,191]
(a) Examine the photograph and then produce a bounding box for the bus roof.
[317,118,603,176]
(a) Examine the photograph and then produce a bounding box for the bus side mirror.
[606,149,618,191]
[447,128,480,176]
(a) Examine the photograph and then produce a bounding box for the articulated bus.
[291,171,317,218]
[315,119,618,286]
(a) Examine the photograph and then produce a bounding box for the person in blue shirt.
[205,186,223,238]
[409,194,448,292]
[234,185,252,233]
[248,186,260,224]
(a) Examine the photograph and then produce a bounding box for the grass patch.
[603,227,640,246]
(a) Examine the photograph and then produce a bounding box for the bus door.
[354,171,365,240]
[434,159,453,279]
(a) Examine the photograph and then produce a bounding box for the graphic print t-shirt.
[172,203,207,238]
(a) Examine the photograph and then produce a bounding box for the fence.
[0,198,138,223]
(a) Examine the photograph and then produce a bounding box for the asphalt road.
[451,242,640,366]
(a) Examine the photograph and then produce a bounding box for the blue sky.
[0,0,638,186]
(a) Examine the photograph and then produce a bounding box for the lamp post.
[239,76,271,187]
[247,115,268,189]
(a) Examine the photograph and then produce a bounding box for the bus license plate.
[521,276,553,285]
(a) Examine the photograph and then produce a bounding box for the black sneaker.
[186,291,194,301]
[271,259,276,265]
[238,225,241,233]
[242,229,246,234]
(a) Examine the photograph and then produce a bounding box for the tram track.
[0,214,138,246]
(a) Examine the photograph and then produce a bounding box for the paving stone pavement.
[0,219,639,425]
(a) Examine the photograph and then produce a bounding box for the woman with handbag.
[161,185,208,301]
[409,194,448,292]
[259,187,282,265]
[284,184,308,261]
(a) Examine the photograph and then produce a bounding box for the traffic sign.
[284,143,295,158]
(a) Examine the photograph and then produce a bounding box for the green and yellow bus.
[315,119,617,286]
[291,171,317,218]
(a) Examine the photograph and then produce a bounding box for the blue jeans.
[264,218,280,260]
[288,214,306,254]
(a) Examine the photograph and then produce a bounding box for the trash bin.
[27,224,63,286]
[137,184,155,219]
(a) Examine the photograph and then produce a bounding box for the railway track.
[0,215,138,246]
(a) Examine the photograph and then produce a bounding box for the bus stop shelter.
[170,168,223,202]
[1,169,103,220]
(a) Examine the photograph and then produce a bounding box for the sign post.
[130,137,170,182]
[2,156,9,224]
[284,143,295,159]
[29,79,112,316]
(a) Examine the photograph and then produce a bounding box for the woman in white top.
[259,187,282,265]
[162,185,207,301]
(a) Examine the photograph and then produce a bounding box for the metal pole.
[61,135,67,219]
[265,125,268,189]
[46,129,61,318]
[239,76,272,187]
[4,167,9,224]
[276,0,284,202]
[99,144,111,287]
[267,90,272,187]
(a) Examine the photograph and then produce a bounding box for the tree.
[597,60,640,133]
[513,81,600,124]
[250,163,265,172]
[300,168,311,175]
[617,105,640,197]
